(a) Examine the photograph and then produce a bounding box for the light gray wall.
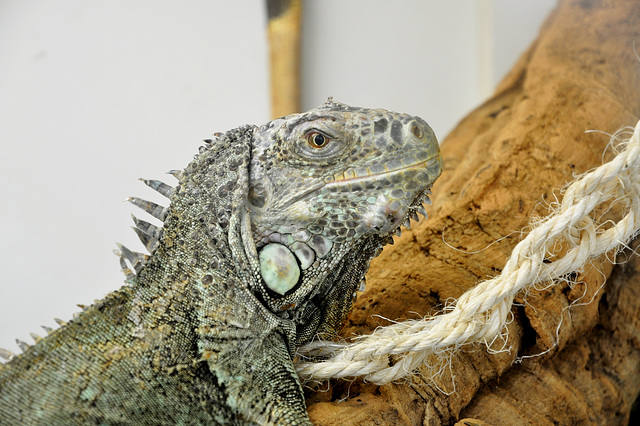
[0,1,555,353]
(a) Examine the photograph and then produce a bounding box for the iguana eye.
[306,131,330,148]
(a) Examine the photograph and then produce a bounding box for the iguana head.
[126,99,440,346]
[119,100,441,424]
[245,99,442,342]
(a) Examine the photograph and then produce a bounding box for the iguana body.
[0,100,442,424]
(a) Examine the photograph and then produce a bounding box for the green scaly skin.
[0,100,442,424]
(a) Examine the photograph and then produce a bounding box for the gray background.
[0,0,556,352]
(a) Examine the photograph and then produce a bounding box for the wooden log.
[305,0,640,424]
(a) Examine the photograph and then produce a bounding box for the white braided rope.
[295,119,640,385]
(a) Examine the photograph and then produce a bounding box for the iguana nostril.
[412,123,424,139]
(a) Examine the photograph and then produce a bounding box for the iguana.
[0,100,442,425]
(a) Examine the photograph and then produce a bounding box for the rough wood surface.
[305,0,640,424]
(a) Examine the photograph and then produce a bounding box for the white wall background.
[0,0,556,353]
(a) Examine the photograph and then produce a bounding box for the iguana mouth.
[327,153,442,187]
[280,154,441,210]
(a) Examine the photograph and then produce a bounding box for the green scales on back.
[0,100,442,425]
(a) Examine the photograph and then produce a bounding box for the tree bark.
[305,0,640,424]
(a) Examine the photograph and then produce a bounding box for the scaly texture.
[0,100,441,424]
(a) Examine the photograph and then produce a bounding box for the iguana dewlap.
[0,100,442,425]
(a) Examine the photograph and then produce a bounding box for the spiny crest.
[0,348,15,362]
[0,318,70,363]
[117,132,228,281]
[118,178,173,280]
[0,337,40,361]
[15,340,29,353]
